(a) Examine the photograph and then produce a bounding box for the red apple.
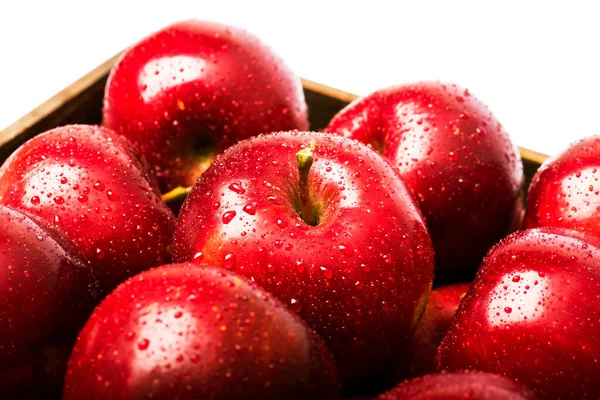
[377,371,537,400]
[525,135,600,237]
[63,264,340,400]
[103,19,309,192]
[325,82,524,279]
[172,131,435,391]
[0,204,88,393]
[438,228,600,399]
[0,125,176,294]
[398,282,469,379]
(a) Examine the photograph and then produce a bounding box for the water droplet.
[96,248,105,260]
[276,218,288,229]
[295,259,305,272]
[30,196,40,205]
[504,307,512,314]
[78,195,88,203]
[290,298,302,313]
[512,275,521,282]
[193,251,203,260]
[190,354,201,363]
[223,253,236,269]
[361,264,371,273]
[267,264,276,274]
[222,210,236,224]
[53,196,64,205]
[137,338,150,350]
[228,182,246,194]
[219,325,227,332]
[124,331,135,341]
[338,243,354,257]
[243,203,256,215]
[93,181,105,191]
[107,190,120,201]
[213,202,221,210]
[60,177,68,184]
[268,195,283,205]
[174,311,183,319]
[320,266,333,279]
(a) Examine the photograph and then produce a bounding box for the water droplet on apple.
[228,182,246,194]
[290,298,302,313]
[94,181,105,191]
[137,338,150,350]
[338,243,354,257]
[222,210,236,224]
[243,203,256,215]
[107,190,120,201]
[320,266,333,279]
[30,196,40,205]
[223,253,236,268]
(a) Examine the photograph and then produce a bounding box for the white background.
[1,1,599,156]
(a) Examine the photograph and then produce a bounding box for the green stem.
[296,147,316,226]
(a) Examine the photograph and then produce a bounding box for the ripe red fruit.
[0,204,88,393]
[326,82,524,279]
[0,125,175,294]
[172,131,435,390]
[399,283,469,379]
[103,20,309,192]
[438,228,600,399]
[63,264,340,400]
[377,371,537,400]
[525,135,600,236]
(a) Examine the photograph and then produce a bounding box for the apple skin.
[325,82,524,279]
[63,264,341,400]
[172,131,435,390]
[377,371,537,400]
[0,204,88,394]
[397,282,469,379]
[0,125,176,294]
[103,19,309,192]
[525,135,600,237]
[438,227,600,399]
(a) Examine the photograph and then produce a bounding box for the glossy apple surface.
[172,131,435,390]
[378,371,537,400]
[103,19,308,192]
[63,264,340,400]
[326,82,524,279]
[438,228,600,399]
[0,204,88,393]
[399,282,469,379]
[0,125,176,294]
[525,135,600,238]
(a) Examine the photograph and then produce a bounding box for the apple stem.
[296,146,317,226]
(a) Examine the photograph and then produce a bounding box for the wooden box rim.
[0,53,549,166]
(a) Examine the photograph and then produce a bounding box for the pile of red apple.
[0,20,598,400]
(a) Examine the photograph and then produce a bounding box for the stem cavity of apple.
[296,144,317,226]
